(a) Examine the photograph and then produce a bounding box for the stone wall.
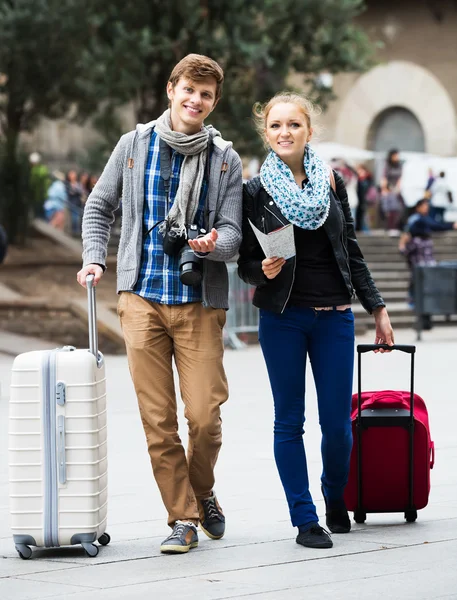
[0,305,124,355]
[320,0,457,154]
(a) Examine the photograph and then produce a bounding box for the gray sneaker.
[160,521,198,554]
[199,493,226,540]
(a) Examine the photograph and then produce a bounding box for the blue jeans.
[259,306,355,528]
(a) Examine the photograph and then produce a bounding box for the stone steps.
[354,232,457,332]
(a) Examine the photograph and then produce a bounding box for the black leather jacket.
[237,172,385,314]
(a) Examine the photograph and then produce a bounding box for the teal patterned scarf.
[260,145,330,230]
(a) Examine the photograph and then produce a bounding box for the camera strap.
[144,136,212,237]
[159,136,173,204]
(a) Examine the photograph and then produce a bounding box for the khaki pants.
[117,292,228,526]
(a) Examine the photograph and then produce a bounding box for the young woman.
[238,93,394,549]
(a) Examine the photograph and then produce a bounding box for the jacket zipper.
[281,257,296,314]
[340,230,354,296]
[264,205,287,226]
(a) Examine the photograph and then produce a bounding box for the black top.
[288,225,351,308]
[287,178,350,308]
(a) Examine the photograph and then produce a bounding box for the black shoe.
[321,486,351,533]
[296,524,333,549]
[198,492,225,540]
[160,521,198,554]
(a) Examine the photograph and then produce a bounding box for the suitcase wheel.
[405,509,418,523]
[353,510,367,524]
[98,533,111,546]
[82,542,99,557]
[15,544,32,560]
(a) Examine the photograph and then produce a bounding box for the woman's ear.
[307,127,314,143]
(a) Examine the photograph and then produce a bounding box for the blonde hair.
[253,92,321,147]
[168,54,224,103]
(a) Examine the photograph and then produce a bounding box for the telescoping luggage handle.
[356,344,416,518]
[357,344,416,424]
[85,274,101,365]
[357,343,416,419]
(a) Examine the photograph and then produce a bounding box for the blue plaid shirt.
[134,130,207,304]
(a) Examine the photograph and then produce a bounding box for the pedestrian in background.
[78,172,91,204]
[429,171,453,223]
[66,169,83,236]
[29,152,50,218]
[355,163,376,232]
[399,198,457,326]
[238,92,393,550]
[77,54,242,555]
[381,149,404,235]
[330,158,358,222]
[88,174,99,194]
[43,171,68,230]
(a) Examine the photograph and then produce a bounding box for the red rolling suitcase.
[344,344,435,524]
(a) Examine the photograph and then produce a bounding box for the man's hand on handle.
[77,264,104,288]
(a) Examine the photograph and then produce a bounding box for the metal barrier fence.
[414,261,457,340]
[225,262,259,349]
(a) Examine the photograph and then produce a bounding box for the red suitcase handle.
[430,441,435,469]
[361,390,410,411]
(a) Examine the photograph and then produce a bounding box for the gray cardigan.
[82,121,243,309]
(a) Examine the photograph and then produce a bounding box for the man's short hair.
[168,54,224,102]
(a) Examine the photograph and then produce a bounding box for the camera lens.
[179,247,202,286]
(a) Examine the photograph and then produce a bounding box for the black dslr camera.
[162,223,206,286]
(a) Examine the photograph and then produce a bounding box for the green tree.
[84,0,374,154]
[0,0,375,241]
[0,0,98,241]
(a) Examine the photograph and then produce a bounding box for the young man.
[429,171,453,223]
[77,54,243,554]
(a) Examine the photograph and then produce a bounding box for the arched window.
[369,107,426,153]
[368,107,426,182]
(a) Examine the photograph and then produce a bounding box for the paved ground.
[0,325,456,600]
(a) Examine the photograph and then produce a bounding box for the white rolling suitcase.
[9,275,110,559]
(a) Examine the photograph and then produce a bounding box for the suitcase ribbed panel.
[9,353,45,545]
[9,349,107,549]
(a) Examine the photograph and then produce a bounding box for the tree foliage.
[0,0,99,240]
[0,0,101,137]
[84,0,374,154]
[0,0,375,239]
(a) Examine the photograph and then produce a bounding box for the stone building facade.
[321,0,457,156]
